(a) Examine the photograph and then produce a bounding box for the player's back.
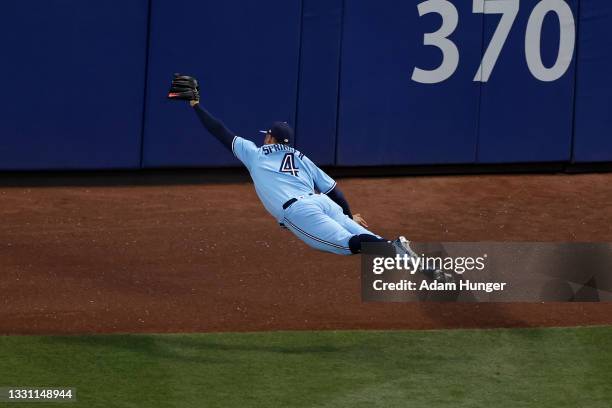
[232,138,336,221]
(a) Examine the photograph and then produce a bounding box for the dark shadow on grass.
[45,334,345,365]
[44,335,227,365]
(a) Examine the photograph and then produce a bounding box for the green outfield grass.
[0,326,611,407]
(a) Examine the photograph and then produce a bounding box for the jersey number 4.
[279,153,299,177]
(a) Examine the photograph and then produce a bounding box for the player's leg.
[326,201,379,237]
[319,194,443,259]
[314,194,392,254]
[282,198,355,255]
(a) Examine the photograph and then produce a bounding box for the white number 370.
[411,0,576,83]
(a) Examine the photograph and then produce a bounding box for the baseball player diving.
[168,74,451,283]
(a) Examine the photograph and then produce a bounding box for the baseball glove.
[167,73,199,101]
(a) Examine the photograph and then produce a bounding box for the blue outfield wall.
[477,0,578,163]
[0,0,611,170]
[336,0,482,166]
[573,0,612,162]
[0,1,148,170]
[294,0,343,166]
[142,0,302,167]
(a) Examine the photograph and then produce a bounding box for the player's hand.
[168,73,200,102]
[353,213,368,228]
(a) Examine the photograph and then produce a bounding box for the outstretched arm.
[191,101,236,151]
[169,74,255,165]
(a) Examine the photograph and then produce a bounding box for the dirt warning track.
[1,172,611,334]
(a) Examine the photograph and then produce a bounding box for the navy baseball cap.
[259,121,294,145]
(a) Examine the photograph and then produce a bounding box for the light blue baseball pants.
[282,194,378,255]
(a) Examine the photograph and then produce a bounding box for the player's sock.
[349,234,388,254]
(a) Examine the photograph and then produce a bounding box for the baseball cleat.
[391,236,418,258]
[392,236,455,285]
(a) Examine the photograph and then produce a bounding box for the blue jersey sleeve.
[303,155,336,194]
[232,136,259,168]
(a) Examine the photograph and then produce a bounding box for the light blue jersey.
[232,135,377,255]
[232,136,336,221]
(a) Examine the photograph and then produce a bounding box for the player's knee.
[349,235,361,254]
[349,234,387,254]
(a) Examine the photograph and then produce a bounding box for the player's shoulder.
[232,136,258,156]
[233,135,256,148]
